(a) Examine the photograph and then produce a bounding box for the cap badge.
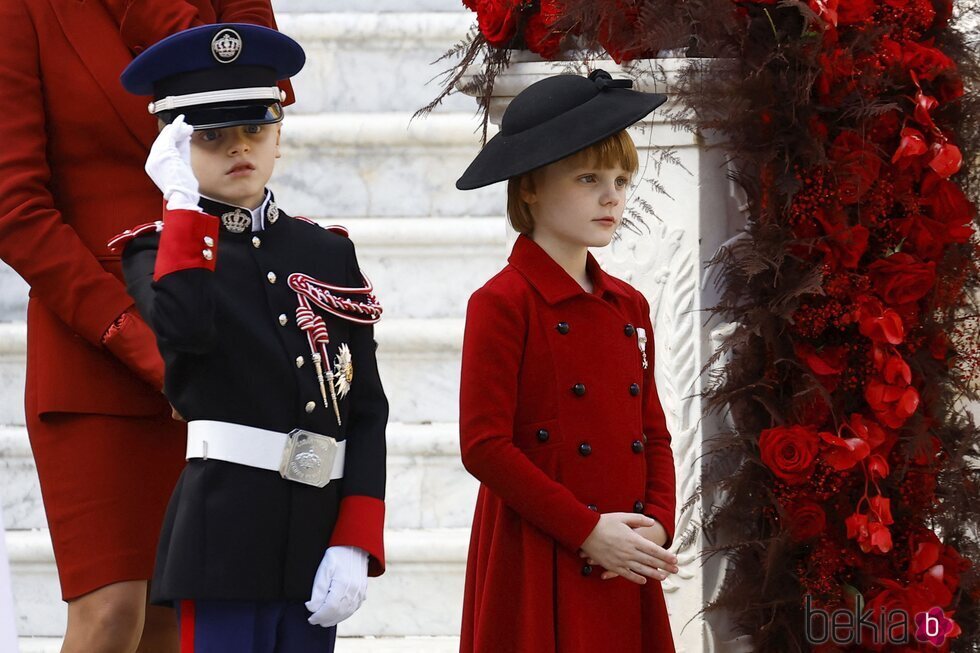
[221,209,251,233]
[211,28,243,64]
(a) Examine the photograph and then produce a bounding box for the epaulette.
[107,221,164,253]
[294,216,349,238]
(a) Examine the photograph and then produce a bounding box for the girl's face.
[521,156,630,249]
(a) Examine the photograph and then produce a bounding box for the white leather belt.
[186,420,345,488]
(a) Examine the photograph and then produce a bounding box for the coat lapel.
[48,0,155,149]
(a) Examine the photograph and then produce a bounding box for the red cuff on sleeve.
[644,503,676,550]
[153,209,220,281]
[329,495,386,576]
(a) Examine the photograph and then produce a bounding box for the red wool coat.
[459,235,678,653]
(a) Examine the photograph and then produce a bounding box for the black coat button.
[578,442,592,456]
[629,383,640,396]
[581,564,593,576]
[557,322,570,334]
[573,383,586,396]
[632,440,644,453]
[537,429,550,443]
[625,324,636,337]
[634,501,645,513]
[587,504,598,512]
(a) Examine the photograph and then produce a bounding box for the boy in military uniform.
[109,23,388,652]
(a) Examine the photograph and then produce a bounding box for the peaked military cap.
[121,23,305,130]
[456,70,667,190]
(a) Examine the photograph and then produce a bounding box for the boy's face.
[521,156,630,249]
[189,122,282,209]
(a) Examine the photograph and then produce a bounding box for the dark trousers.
[177,600,338,653]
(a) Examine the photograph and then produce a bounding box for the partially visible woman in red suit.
[0,2,289,651]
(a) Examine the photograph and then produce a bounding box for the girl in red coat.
[455,70,680,653]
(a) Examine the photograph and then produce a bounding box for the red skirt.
[26,390,186,601]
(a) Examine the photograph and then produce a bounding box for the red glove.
[101,308,166,392]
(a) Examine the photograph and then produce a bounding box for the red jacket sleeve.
[0,0,137,348]
[459,284,601,552]
[639,295,677,548]
[113,0,296,104]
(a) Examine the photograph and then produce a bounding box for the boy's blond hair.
[506,130,639,234]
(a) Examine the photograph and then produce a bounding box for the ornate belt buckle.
[279,429,338,488]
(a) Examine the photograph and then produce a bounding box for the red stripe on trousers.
[180,600,196,652]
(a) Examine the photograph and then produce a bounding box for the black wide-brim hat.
[120,23,305,130]
[456,70,667,190]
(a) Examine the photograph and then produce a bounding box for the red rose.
[785,500,826,541]
[902,40,955,82]
[523,0,564,59]
[597,2,654,64]
[821,224,869,269]
[836,0,874,24]
[867,252,936,305]
[921,170,976,242]
[475,0,520,47]
[895,213,952,261]
[758,425,822,485]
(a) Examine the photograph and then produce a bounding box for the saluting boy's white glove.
[306,545,369,628]
[145,114,201,212]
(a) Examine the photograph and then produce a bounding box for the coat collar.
[508,234,631,305]
[48,0,156,150]
[199,190,279,235]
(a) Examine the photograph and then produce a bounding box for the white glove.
[306,545,369,628]
[145,114,201,212]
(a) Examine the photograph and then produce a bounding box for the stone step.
[0,217,508,324]
[1,421,477,531]
[0,315,465,427]
[272,112,500,219]
[7,527,469,638]
[19,636,461,652]
[276,13,476,114]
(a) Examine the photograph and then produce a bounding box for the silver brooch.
[211,29,242,64]
[267,201,279,224]
[221,209,251,234]
[333,343,354,399]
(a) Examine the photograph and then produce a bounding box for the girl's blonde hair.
[506,130,639,234]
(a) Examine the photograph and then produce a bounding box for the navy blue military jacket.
[118,192,388,603]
